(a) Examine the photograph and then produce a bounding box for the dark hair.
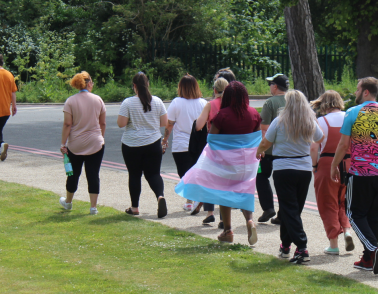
[220,81,249,118]
[0,54,3,66]
[277,84,288,92]
[358,77,378,98]
[133,72,152,112]
[217,70,236,83]
[178,74,202,99]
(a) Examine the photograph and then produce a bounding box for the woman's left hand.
[256,151,265,160]
[60,145,68,154]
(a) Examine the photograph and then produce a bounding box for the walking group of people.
[0,51,377,274]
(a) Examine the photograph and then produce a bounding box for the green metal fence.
[146,40,353,81]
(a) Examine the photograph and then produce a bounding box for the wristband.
[312,164,318,168]
[61,144,66,148]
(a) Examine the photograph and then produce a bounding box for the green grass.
[0,181,375,293]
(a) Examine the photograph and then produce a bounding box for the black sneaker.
[257,208,276,222]
[271,217,281,225]
[289,248,310,264]
[279,244,291,258]
[203,215,215,224]
[373,249,378,274]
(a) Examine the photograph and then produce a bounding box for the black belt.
[319,153,350,185]
[272,154,309,161]
[320,153,350,159]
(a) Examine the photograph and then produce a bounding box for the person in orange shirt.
[0,54,17,161]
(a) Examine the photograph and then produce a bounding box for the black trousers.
[273,170,311,250]
[122,139,164,207]
[172,151,194,178]
[0,115,9,144]
[256,155,275,211]
[346,175,378,260]
[66,145,105,194]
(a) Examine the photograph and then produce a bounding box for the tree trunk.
[356,18,378,78]
[284,0,325,101]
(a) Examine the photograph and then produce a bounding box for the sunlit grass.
[0,181,375,293]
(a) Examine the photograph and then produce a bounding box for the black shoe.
[190,202,203,215]
[279,244,291,258]
[271,217,281,225]
[289,248,310,264]
[218,221,224,229]
[258,209,276,222]
[203,215,215,224]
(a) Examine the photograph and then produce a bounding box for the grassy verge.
[0,181,375,293]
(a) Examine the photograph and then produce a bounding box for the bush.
[148,57,186,83]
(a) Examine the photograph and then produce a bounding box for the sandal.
[125,207,139,215]
[247,220,258,245]
[157,197,168,218]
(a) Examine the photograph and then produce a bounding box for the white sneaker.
[183,203,193,211]
[59,197,72,210]
[90,207,98,215]
[1,143,8,161]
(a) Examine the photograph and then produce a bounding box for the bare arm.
[11,92,17,116]
[99,111,106,136]
[260,124,269,137]
[117,115,129,128]
[60,112,73,154]
[162,119,175,149]
[196,102,211,131]
[331,134,350,182]
[256,137,273,160]
[310,142,320,172]
[160,113,168,127]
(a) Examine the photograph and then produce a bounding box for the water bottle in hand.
[64,154,73,176]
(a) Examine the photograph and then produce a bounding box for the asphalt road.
[3,100,317,206]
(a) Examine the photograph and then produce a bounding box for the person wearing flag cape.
[175,81,262,245]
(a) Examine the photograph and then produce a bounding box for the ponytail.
[133,72,152,112]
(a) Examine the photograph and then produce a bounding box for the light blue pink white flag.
[175,131,262,211]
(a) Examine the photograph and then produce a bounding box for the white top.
[167,97,207,152]
[119,96,167,147]
[318,112,345,153]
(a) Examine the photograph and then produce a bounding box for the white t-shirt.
[119,96,167,147]
[318,112,345,153]
[167,97,207,152]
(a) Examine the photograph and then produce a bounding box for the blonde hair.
[278,90,316,143]
[213,77,229,97]
[310,90,344,115]
[70,71,91,90]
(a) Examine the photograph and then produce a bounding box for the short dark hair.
[214,68,236,83]
[0,54,3,66]
[359,77,378,98]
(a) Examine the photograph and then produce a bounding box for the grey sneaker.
[59,197,72,210]
[90,207,98,215]
[1,143,8,161]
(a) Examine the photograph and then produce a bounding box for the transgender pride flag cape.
[175,131,262,212]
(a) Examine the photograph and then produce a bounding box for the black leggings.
[0,116,9,144]
[66,145,105,194]
[122,139,164,207]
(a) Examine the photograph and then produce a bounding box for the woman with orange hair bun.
[59,71,106,215]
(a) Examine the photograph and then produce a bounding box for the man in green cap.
[256,73,289,225]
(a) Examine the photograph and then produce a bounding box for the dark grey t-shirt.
[265,117,324,171]
[260,95,286,155]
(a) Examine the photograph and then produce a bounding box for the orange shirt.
[0,68,17,117]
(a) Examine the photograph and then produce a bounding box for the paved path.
[1,151,377,289]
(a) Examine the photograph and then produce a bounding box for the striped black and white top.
[119,96,167,147]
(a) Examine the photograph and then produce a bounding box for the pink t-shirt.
[63,91,106,155]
